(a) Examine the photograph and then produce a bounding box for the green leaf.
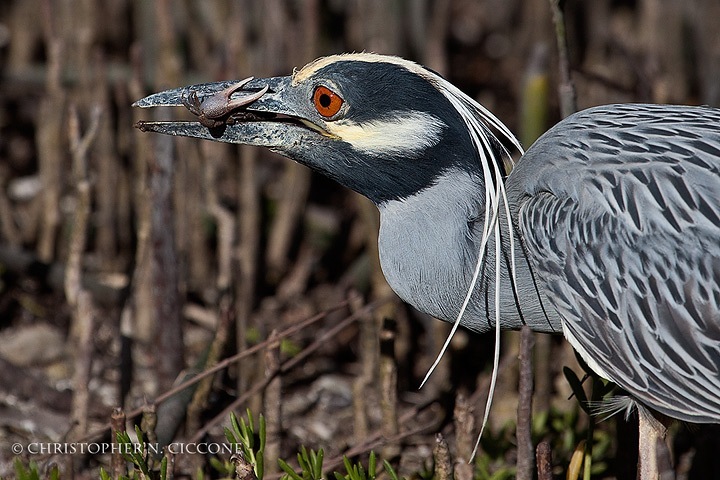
[383,460,400,480]
[231,412,242,438]
[342,457,354,480]
[209,456,227,473]
[256,450,265,480]
[14,459,38,480]
[259,414,267,452]
[278,458,303,480]
[246,408,255,434]
[47,465,60,480]
[313,449,324,480]
[225,426,239,445]
[297,446,310,473]
[134,424,145,445]
[160,454,168,480]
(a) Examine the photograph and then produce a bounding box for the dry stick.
[67,104,102,439]
[66,104,102,306]
[141,404,159,446]
[516,326,536,480]
[149,109,184,392]
[186,295,234,436]
[110,407,127,479]
[36,36,65,263]
[69,290,96,439]
[128,42,156,346]
[548,0,577,118]
[229,0,259,404]
[433,433,454,480]
[92,50,120,262]
[265,162,312,281]
[453,392,475,480]
[351,293,377,439]
[536,441,553,480]
[379,318,400,460]
[0,168,22,246]
[151,0,185,393]
[263,330,282,475]
[206,161,236,292]
[70,289,96,427]
[236,144,260,398]
[185,144,211,289]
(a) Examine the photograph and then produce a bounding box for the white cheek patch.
[325,111,445,156]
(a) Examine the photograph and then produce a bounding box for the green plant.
[99,426,169,480]
[223,409,266,479]
[9,411,403,480]
[278,446,324,480]
[334,452,376,480]
[9,459,59,480]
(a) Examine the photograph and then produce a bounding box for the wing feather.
[509,104,720,423]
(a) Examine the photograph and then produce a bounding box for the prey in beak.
[180,77,268,128]
[132,73,346,167]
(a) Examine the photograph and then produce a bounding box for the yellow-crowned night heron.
[135,53,720,475]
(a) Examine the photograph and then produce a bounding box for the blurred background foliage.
[0,0,719,478]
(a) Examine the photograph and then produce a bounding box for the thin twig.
[110,408,127,479]
[263,330,282,474]
[516,326,535,480]
[453,391,475,480]
[351,293,376,439]
[536,441,553,480]
[549,0,577,117]
[66,104,102,439]
[186,294,234,435]
[149,107,184,392]
[433,433,453,480]
[380,317,400,460]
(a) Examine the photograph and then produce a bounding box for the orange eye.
[313,86,344,118]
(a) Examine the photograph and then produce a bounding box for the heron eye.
[313,86,343,118]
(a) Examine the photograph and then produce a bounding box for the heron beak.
[133,75,329,148]
[134,74,385,202]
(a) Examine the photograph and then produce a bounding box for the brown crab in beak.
[180,77,269,128]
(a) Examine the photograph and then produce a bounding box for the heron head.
[135,53,518,204]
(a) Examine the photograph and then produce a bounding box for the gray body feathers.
[508,104,720,423]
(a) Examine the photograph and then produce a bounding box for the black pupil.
[319,93,331,108]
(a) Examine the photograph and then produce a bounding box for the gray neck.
[377,169,561,334]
